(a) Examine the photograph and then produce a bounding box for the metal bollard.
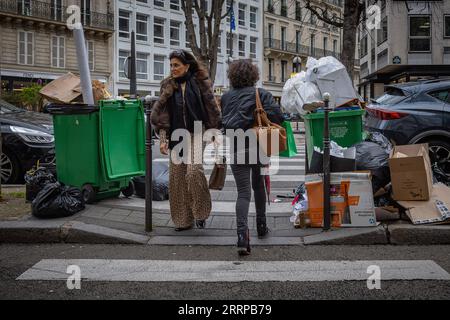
[322,92,331,231]
[144,96,158,232]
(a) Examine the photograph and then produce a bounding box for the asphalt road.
[1,244,450,301]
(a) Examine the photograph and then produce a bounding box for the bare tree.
[305,0,364,80]
[181,0,231,84]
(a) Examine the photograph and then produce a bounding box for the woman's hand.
[160,142,169,155]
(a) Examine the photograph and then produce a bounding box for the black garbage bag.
[432,163,450,186]
[354,141,391,193]
[32,182,85,219]
[24,167,57,202]
[133,162,169,201]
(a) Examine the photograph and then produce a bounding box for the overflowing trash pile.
[282,56,450,229]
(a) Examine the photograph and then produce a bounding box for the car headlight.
[10,126,54,144]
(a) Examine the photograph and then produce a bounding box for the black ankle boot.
[237,229,251,256]
[257,223,269,239]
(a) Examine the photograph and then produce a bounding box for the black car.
[364,79,450,177]
[1,99,54,184]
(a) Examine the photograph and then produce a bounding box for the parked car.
[1,99,54,184]
[364,79,450,178]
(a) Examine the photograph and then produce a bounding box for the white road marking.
[17,260,450,282]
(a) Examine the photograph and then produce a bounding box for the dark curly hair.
[227,59,260,88]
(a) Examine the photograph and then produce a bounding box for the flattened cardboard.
[389,143,433,201]
[39,72,81,103]
[397,183,450,225]
[305,172,377,227]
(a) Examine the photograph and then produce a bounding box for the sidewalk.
[1,196,449,246]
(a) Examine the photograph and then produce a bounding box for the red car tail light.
[366,106,409,120]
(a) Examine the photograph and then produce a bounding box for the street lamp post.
[322,92,331,231]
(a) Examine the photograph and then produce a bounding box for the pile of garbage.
[133,162,169,201]
[25,166,85,219]
[281,56,361,114]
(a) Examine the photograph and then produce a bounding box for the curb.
[303,225,388,245]
[388,223,450,245]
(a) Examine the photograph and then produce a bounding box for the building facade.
[263,0,344,100]
[0,0,114,94]
[113,0,264,97]
[359,0,450,100]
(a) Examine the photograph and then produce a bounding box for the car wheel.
[428,140,450,179]
[1,149,21,184]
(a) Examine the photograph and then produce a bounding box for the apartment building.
[0,0,114,93]
[263,0,344,100]
[113,0,264,97]
[359,0,450,100]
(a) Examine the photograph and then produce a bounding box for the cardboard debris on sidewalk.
[305,172,377,227]
[389,143,433,201]
[40,72,111,105]
[397,183,450,225]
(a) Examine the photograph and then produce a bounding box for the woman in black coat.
[221,59,283,255]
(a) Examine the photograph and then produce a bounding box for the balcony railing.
[267,76,277,82]
[264,38,341,60]
[0,0,114,31]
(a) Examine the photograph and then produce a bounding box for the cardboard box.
[397,183,450,225]
[39,72,81,104]
[389,144,433,201]
[305,172,377,227]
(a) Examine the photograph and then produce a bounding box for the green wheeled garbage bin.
[48,100,145,203]
[303,109,365,170]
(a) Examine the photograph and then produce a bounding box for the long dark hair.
[169,49,205,74]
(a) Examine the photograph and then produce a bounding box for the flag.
[230,7,236,31]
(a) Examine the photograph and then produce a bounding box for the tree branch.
[305,0,344,28]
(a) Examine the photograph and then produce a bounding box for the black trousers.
[230,164,267,234]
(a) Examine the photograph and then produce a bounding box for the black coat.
[221,87,283,130]
[221,87,284,165]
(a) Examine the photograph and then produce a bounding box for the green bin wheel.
[121,180,135,198]
[81,184,96,204]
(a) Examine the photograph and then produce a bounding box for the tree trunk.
[340,0,360,81]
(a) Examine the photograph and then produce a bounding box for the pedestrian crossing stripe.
[17,260,450,282]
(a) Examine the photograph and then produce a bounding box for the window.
[218,32,222,53]
[170,21,181,47]
[377,16,387,45]
[154,55,165,81]
[51,0,63,21]
[17,0,31,16]
[267,0,274,14]
[154,17,165,44]
[429,89,450,103]
[310,12,316,25]
[239,3,246,27]
[119,10,130,39]
[170,0,179,10]
[250,37,257,59]
[51,36,65,68]
[250,7,257,29]
[310,34,315,56]
[280,0,287,17]
[281,60,287,82]
[119,50,129,78]
[295,1,302,21]
[227,32,234,55]
[86,41,94,71]
[136,53,148,80]
[239,35,246,57]
[18,31,33,65]
[268,58,274,81]
[296,30,301,53]
[360,35,368,57]
[268,24,274,47]
[281,27,287,51]
[409,16,431,52]
[137,0,148,3]
[136,14,148,42]
[226,0,232,23]
[80,0,91,26]
[445,15,450,38]
[333,39,338,56]
[323,37,328,52]
[154,0,164,8]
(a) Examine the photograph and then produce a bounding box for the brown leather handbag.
[209,143,227,190]
[252,88,287,156]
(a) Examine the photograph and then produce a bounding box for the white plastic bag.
[281,71,321,115]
